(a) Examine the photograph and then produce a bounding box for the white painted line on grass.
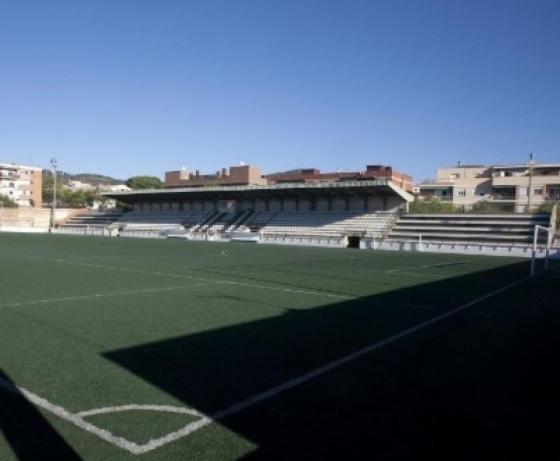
[0,251,353,301]
[0,282,220,309]
[215,280,354,300]
[210,277,528,421]
[0,376,212,455]
[386,259,469,274]
[76,404,202,418]
[0,277,527,454]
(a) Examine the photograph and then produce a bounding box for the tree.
[42,170,62,205]
[126,176,163,190]
[59,189,97,208]
[0,194,18,208]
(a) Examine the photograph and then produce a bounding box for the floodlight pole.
[527,152,535,212]
[49,158,58,233]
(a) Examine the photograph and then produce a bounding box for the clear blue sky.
[1,0,558,182]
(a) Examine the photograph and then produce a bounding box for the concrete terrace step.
[403,213,550,219]
[387,231,533,241]
[392,225,535,233]
[397,219,546,225]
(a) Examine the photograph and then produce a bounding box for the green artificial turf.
[0,233,558,460]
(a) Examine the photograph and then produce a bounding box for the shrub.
[409,198,455,213]
[0,194,18,208]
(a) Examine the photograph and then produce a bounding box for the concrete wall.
[0,208,82,229]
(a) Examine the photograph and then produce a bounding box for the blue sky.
[0,0,558,182]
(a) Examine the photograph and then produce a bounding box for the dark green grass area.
[0,233,558,460]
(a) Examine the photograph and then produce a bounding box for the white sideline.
[386,259,469,274]
[0,252,354,301]
[209,277,528,421]
[0,282,220,309]
[0,277,528,455]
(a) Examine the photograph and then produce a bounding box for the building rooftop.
[104,179,414,202]
[0,162,42,171]
[492,163,560,170]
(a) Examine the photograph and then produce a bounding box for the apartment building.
[165,164,267,188]
[0,163,42,207]
[417,162,560,212]
[266,165,414,192]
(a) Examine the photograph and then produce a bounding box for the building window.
[533,187,544,196]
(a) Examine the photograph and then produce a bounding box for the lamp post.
[527,153,535,212]
[49,158,58,232]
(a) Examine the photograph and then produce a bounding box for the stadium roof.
[104,179,414,202]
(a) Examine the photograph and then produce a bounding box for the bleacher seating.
[59,210,124,233]
[117,211,202,237]
[387,213,550,244]
[260,211,398,238]
[243,211,279,231]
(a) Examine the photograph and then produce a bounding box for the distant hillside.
[43,170,125,185]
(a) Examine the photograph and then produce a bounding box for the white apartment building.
[0,163,43,207]
[418,162,560,212]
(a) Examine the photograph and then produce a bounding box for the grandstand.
[387,213,551,244]
[100,179,411,245]
[65,178,558,258]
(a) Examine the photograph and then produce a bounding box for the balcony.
[493,175,560,187]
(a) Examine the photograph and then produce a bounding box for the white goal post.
[530,224,553,277]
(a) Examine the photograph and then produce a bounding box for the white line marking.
[0,376,212,455]
[0,282,219,309]
[0,250,528,454]
[0,252,353,301]
[386,259,469,274]
[215,280,353,300]
[210,277,528,421]
[76,404,202,418]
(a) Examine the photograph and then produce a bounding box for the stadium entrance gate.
[347,236,361,248]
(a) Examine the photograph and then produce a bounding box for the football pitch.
[1,233,559,460]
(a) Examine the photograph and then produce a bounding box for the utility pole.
[49,158,58,232]
[527,153,535,213]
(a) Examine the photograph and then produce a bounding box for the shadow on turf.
[105,260,560,460]
[0,370,82,461]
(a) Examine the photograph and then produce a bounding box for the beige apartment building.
[0,163,42,207]
[165,164,267,188]
[417,162,560,212]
